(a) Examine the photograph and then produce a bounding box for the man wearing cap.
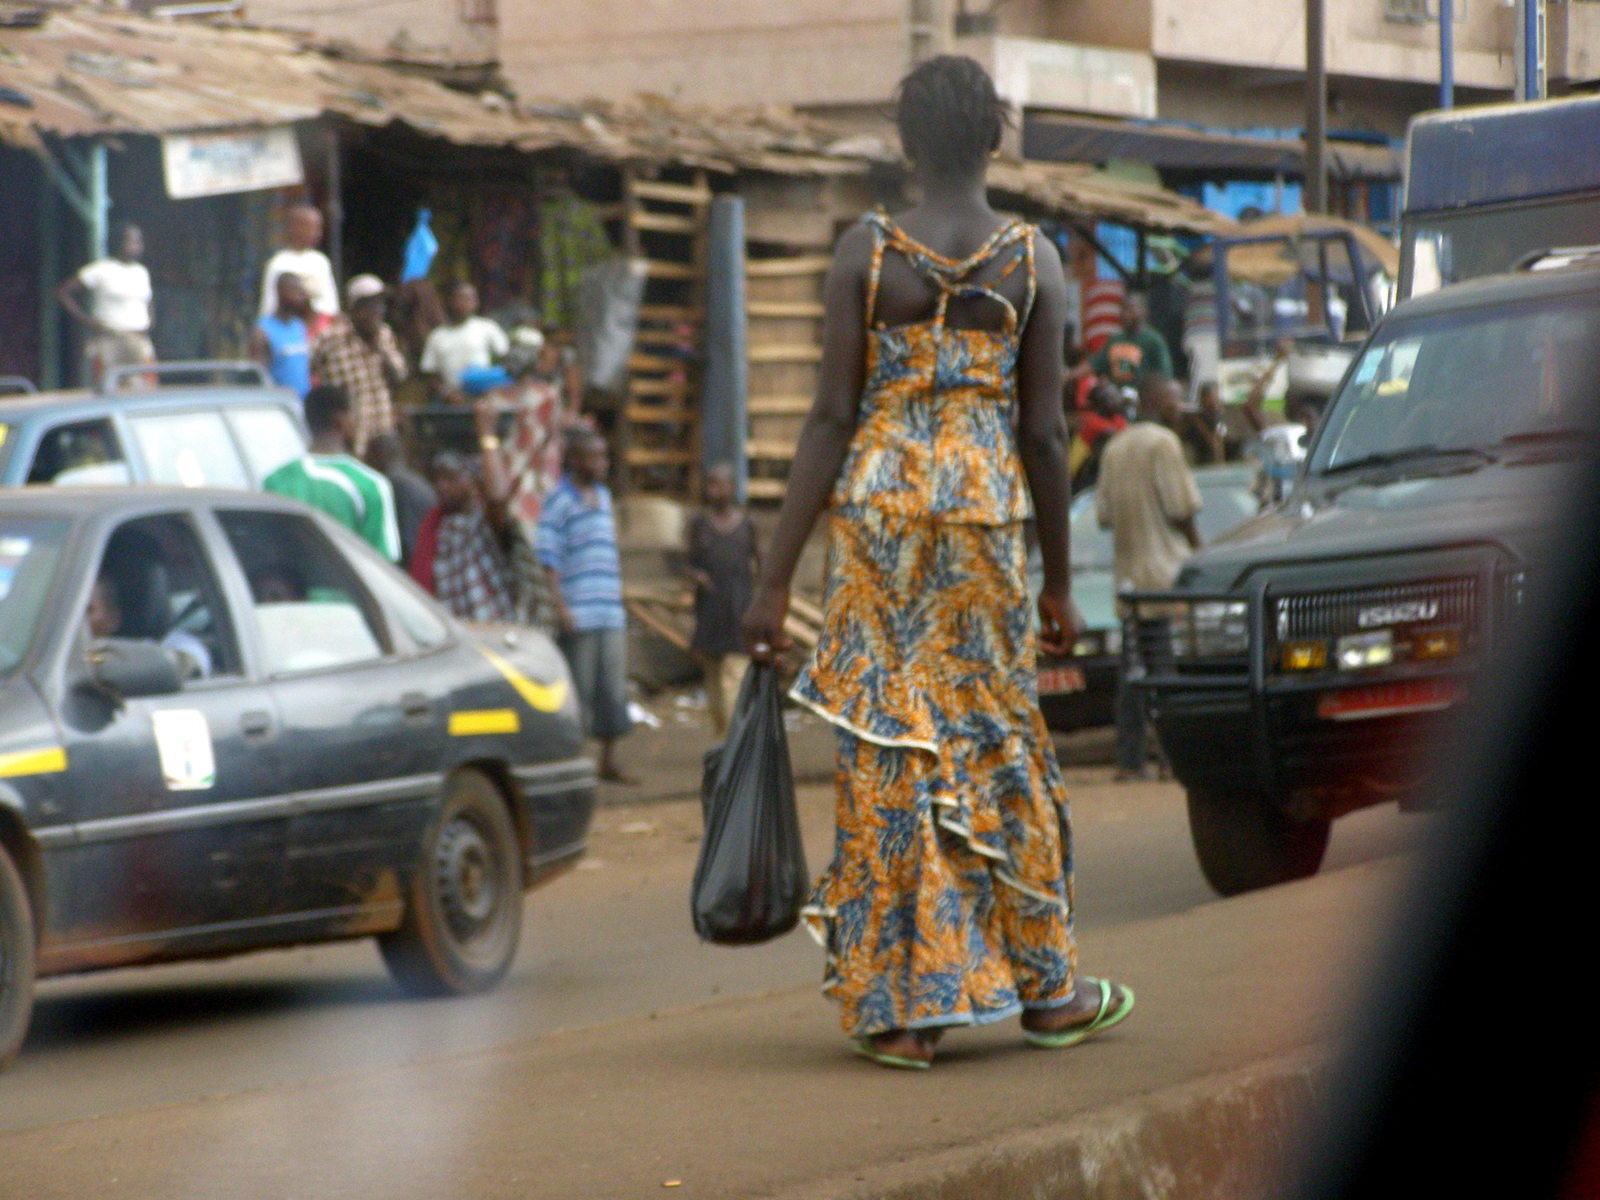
[420,281,510,403]
[310,274,407,455]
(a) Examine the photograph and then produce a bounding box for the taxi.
[0,486,595,1067]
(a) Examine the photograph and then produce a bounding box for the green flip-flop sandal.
[1023,979,1135,1050]
[853,1037,933,1071]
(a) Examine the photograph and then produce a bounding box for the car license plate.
[1037,665,1087,695]
[1317,678,1465,721]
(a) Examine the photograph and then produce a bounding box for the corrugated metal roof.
[0,8,1237,235]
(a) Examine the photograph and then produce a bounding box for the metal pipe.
[1305,0,1327,213]
[1439,0,1454,109]
[324,124,344,287]
[88,140,108,261]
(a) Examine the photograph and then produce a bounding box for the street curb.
[768,1047,1329,1200]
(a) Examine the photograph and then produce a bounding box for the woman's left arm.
[1016,232,1081,656]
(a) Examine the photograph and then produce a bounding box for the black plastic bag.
[691,662,809,944]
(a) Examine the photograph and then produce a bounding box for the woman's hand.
[742,583,792,663]
[1037,588,1084,658]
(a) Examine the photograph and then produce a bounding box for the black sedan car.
[0,487,596,1067]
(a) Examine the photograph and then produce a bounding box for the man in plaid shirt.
[310,274,406,455]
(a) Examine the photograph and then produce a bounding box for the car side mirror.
[86,638,184,701]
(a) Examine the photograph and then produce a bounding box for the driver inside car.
[85,571,212,682]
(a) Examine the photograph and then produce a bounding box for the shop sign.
[162,125,304,200]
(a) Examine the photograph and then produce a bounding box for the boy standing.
[536,427,634,784]
[684,463,759,735]
[250,272,313,399]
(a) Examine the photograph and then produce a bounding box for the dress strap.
[1019,228,1039,330]
[863,213,889,329]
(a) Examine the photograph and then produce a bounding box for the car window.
[218,509,389,674]
[128,410,249,489]
[347,551,452,652]
[26,418,132,486]
[0,518,69,678]
[91,514,240,682]
[227,405,306,485]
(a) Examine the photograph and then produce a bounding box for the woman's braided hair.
[895,55,1012,177]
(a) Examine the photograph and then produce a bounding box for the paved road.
[2,764,1429,1137]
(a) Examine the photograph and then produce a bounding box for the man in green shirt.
[1089,291,1174,389]
[264,383,401,561]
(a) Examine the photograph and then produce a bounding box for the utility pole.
[1514,0,1546,101]
[1439,0,1454,109]
[1305,0,1327,213]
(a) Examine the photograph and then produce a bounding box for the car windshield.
[0,517,69,679]
[1309,291,1600,476]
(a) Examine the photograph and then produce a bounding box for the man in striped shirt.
[263,384,401,561]
[536,426,634,783]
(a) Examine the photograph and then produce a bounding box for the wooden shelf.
[745,478,787,500]
[629,210,703,236]
[636,304,701,324]
[747,394,813,415]
[747,300,827,319]
[746,438,798,460]
[746,256,831,278]
[625,404,695,424]
[625,447,695,466]
[629,179,714,206]
[749,344,823,364]
[643,259,698,281]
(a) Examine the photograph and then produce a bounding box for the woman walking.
[743,56,1134,1069]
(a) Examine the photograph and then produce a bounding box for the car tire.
[0,847,36,1071]
[379,769,523,998]
[1187,786,1331,896]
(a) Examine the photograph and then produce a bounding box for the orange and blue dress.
[791,211,1079,1038]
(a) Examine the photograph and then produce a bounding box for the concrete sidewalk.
[0,853,1403,1200]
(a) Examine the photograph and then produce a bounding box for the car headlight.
[1168,600,1249,657]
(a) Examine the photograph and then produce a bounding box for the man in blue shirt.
[536,426,634,784]
[250,272,313,400]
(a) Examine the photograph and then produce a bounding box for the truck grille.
[1273,578,1479,642]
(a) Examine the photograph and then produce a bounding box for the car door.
[214,506,445,923]
[46,511,288,959]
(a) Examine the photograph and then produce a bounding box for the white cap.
[345,274,386,305]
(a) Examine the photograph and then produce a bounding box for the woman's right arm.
[742,224,871,660]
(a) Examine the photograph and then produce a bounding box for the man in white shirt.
[420,282,509,401]
[1096,379,1203,780]
[259,205,340,331]
[57,223,155,387]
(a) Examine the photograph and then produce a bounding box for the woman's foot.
[1021,977,1135,1049]
[854,1029,935,1070]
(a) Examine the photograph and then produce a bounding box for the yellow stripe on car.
[449,708,521,737]
[475,645,569,714]
[0,746,67,778]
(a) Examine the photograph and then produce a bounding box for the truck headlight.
[1178,600,1249,657]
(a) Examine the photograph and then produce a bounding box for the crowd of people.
[58,202,639,783]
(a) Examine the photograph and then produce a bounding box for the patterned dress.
[791,212,1079,1038]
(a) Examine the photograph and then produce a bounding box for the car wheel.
[0,847,36,1070]
[379,769,523,997]
[1186,786,1331,896]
